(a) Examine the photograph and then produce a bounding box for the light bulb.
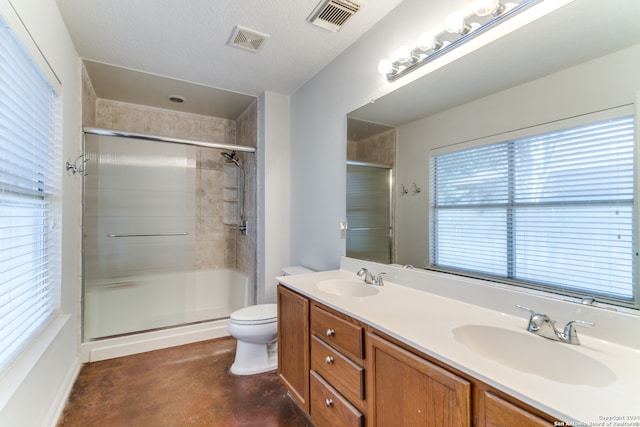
[417,32,441,51]
[395,45,412,62]
[377,58,393,75]
[445,11,470,34]
[473,0,503,16]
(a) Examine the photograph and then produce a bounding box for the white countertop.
[277,268,640,424]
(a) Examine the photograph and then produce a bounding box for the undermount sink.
[452,324,616,387]
[316,279,379,297]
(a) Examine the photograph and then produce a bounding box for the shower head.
[221,151,240,167]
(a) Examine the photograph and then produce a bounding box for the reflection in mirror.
[346,162,393,263]
[347,0,640,272]
[346,119,396,263]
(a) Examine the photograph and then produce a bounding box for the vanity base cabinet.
[277,285,310,412]
[277,284,557,427]
[367,333,471,427]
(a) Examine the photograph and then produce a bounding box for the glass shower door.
[82,134,196,340]
[346,162,393,263]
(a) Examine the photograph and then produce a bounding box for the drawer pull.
[326,328,335,337]
[325,355,334,364]
[325,398,333,407]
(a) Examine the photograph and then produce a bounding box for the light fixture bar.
[382,0,543,82]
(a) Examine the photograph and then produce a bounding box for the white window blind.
[0,15,61,371]
[431,114,635,305]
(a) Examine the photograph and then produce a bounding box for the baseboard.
[81,319,231,362]
[45,356,81,427]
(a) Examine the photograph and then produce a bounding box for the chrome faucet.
[516,305,593,345]
[356,268,385,286]
[357,268,374,284]
[372,272,385,286]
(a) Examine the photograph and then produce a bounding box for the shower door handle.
[107,232,188,237]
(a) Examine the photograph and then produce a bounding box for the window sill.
[0,313,71,412]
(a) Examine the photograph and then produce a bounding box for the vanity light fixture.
[395,45,417,67]
[474,0,506,16]
[416,32,442,52]
[378,0,542,82]
[444,11,472,35]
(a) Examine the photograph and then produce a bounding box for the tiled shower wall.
[235,101,257,282]
[82,65,257,276]
[347,128,397,166]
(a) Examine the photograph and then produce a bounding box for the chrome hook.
[66,154,88,176]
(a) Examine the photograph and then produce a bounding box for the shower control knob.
[325,398,333,407]
[325,356,334,364]
[326,328,335,337]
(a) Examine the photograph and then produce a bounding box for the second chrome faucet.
[516,305,593,345]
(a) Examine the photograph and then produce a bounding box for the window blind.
[431,115,635,304]
[0,15,60,371]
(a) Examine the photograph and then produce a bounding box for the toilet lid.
[230,304,277,324]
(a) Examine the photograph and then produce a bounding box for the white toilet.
[227,303,278,375]
[227,266,314,375]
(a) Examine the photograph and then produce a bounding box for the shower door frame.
[81,127,257,341]
[83,127,257,153]
[346,160,394,264]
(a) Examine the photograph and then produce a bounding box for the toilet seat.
[230,303,277,325]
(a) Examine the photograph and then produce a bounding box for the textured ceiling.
[56,0,404,117]
[56,0,640,123]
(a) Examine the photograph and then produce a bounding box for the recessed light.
[168,95,186,103]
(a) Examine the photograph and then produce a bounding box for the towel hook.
[412,182,421,195]
[66,154,88,176]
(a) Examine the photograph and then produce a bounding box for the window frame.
[428,105,639,309]
[0,11,62,373]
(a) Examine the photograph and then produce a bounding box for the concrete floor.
[57,337,313,427]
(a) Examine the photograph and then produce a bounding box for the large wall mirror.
[347,0,640,272]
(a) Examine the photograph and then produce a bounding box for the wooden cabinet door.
[277,285,310,411]
[368,333,471,427]
[482,391,552,427]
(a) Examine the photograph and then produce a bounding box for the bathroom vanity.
[277,259,640,427]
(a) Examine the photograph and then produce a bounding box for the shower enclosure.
[346,161,393,263]
[82,130,255,341]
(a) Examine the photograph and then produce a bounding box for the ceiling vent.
[307,0,362,32]
[228,26,270,53]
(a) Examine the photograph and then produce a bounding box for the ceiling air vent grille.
[228,26,270,53]
[308,0,361,32]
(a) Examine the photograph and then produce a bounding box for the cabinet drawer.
[311,335,364,401]
[311,304,364,359]
[483,392,551,427]
[310,370,363,427]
